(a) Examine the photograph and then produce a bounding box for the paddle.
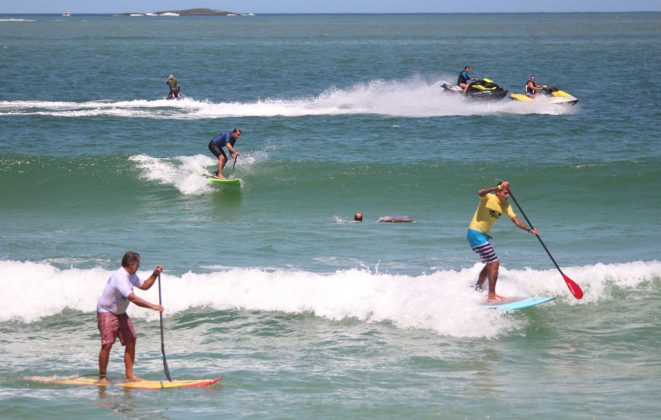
[157,274,173,381]
[232,155,238,171]
[508,189,584,300]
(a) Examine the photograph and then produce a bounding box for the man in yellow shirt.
[467,181,537,302]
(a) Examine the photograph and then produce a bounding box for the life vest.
[526,80,537,95]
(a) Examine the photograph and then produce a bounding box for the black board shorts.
[208,140,227,159]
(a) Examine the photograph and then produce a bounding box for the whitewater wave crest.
[129,150,267,195]
[2,259,658,337]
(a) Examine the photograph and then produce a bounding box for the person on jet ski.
[458,66,476,95]
[166,74,180,99]
[525,74,546,97]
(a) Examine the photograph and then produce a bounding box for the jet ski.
[166,86,183,100]
[510,85,578,105]
[441,78,508,102]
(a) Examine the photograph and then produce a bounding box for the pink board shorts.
[97,312,137,346]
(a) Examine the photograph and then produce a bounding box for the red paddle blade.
[563,273,584,300]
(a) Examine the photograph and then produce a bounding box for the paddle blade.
[232,156,237,170]
[159,321,172,381]
[157,274,172,381]
[563,273,584,300]
[163,355,172,381]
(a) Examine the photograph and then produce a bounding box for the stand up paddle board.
[207,177,240,186]
[30,376,222,390]
[481,296,555,311]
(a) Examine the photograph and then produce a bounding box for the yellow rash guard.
[469,192,516,233]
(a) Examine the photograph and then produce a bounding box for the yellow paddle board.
[30,376,222,389]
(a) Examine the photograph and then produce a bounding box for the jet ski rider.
[458,66,476,95]
[526,74,545,97]
[166,74,180,99]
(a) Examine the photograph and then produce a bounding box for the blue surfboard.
[480,296,555,310]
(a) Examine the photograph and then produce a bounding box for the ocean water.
[1,12,660,418]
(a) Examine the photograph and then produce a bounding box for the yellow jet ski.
[510,85,578,105]
[442,78,508,102]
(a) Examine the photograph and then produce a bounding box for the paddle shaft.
[157,274,172,381]
[508,189,584,299]
[232,155,237,170]
[508,193,560,270]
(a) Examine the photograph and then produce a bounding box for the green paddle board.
[208,177,241,186]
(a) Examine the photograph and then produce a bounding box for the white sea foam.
[331,215,362,224]
[129,151,265,195]
[129,154,216,195]
[3,259,659,337]
[0,75,576,119]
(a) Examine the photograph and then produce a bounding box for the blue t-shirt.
[210,131,235,148]
[458,70,472,84]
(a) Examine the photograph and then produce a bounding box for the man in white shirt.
[96,251,164,384]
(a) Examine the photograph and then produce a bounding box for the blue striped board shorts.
[467,228,498,263]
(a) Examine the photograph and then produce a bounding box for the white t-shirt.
[96,267,144,314]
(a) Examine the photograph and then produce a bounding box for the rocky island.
[119,8,243,17]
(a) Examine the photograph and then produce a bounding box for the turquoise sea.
[1,12,660,418]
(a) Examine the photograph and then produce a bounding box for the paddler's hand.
[152,265,163,277]
[497,181,510,191]
[153,304,165,313]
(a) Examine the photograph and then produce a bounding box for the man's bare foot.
[487,293,506,303]
[98,377,109,385]
[212,175,226,179]
[126,375,143,382]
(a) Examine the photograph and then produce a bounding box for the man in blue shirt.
[208,128,241,179]
[458,65,476,94]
